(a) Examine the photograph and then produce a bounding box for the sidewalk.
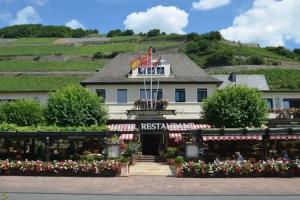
[1,176,300,196]
[129,162,175,176]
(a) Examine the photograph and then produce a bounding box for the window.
[283,99,290,109]
[175,89,185,102]
[197,88,208,102]
[96,89,106,101]
[264,99,273,109]
[138,68,146,75]
[156,67,165,75]
[140,89,163,100]
[117,89,127,103]
[147,67,155,74]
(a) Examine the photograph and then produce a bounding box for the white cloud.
[220,0,300,47]
[124,5,189,34]
[192,0,231,10]
[26,0,48,6]
[65,19,85,29]
[10,6,41,25]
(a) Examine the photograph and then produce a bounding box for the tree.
[186,32,199,41]
[201,31,222,41]
[248,56,265,65]
[147,29,160,37]
[120,29,134,36]
[107,29,122,37]
[45,85,108,126]
[186,40,212,55]
[204,50,234,67]
[0,100,44,126]
[202,85,267,128]
[293,48,300,55]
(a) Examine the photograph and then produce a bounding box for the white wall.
[262,92,300,109]
[87,83,218,119]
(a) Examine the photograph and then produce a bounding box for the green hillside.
[1,29,300,91]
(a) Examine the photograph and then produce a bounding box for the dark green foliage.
[120,29,134,36]
[0,100,44,126]
[202,85,268,128]
[248,56,265,65]
[175,156,184,164]
[147,29,160,37]
[186,40,212,55]
[0,24,97,38]
[45,85,108,126]
[293,48,300,55]
[186,32,200,41]
[107,29,134,37]
[93,51,118,59]
[204,50,234,67]
[201,31,222,41]
[266,46,295,59]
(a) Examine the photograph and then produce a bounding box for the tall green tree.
[45,85,108,126]
[202,85,268,128]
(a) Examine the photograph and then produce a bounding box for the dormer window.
[157,67,165,75]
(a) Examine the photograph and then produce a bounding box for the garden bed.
[0,160,120,177]
[180,160,300,178]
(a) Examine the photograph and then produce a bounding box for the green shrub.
[119,156,129,164]
[248,56,265,65]
[147,29,160,37]
[204,50,234,67]
[186,40,212,55]
[45,85,108,126]
[125,141,141,156]
[166,147,178,159]
[202,85,268,128]
[80,154,103,162]
[0,100,44,126]
[175,156,184,165]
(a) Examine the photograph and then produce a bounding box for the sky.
[0,0,299,49]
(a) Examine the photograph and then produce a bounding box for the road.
[2,193,300,200]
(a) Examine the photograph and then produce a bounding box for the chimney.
[229,72,237,82]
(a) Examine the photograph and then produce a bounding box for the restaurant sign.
[139,122,194,131]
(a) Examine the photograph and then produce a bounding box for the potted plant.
[166,147,177,165]
[107,135,121,158]
[119,156,129,177]
[175,156,184,177]
[125,141,141,165]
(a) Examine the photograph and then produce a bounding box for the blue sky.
[0,0,299,49]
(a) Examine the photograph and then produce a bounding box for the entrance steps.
[139,155,165,162]
[129,162,175,176]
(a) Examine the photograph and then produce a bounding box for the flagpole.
[150,48,153,110]
[143,69,148,110]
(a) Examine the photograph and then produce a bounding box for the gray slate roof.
[81,53,221,85]
[212,75,270,91]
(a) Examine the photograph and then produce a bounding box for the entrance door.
[141,134,160,155]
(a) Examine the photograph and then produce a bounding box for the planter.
[167,158,175,165]
[175,164,183,177]
[120,163,129,177]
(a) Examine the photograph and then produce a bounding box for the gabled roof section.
[81,53,222,85]
[213,74,270,91]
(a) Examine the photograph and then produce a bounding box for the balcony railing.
[134,99,168,111]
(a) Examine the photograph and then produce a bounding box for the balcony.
[134,99,169,111]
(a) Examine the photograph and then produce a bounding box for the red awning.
[120,134,134,141]
[202,135,262,141]
[270,135,300,140]
[107,124,136,132]
[169,133,183,143]
[167,123,211,131]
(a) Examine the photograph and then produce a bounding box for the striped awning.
[202,135,262,141]
[107,124,136,132]
[270,135,300,140]
[169,133,183,143]
[120,134,134,141]
[166,123,211,131]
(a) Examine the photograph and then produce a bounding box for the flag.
[153,56,163,67]
[130,56,141,70]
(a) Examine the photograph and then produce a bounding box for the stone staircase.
[139,155,166,162]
